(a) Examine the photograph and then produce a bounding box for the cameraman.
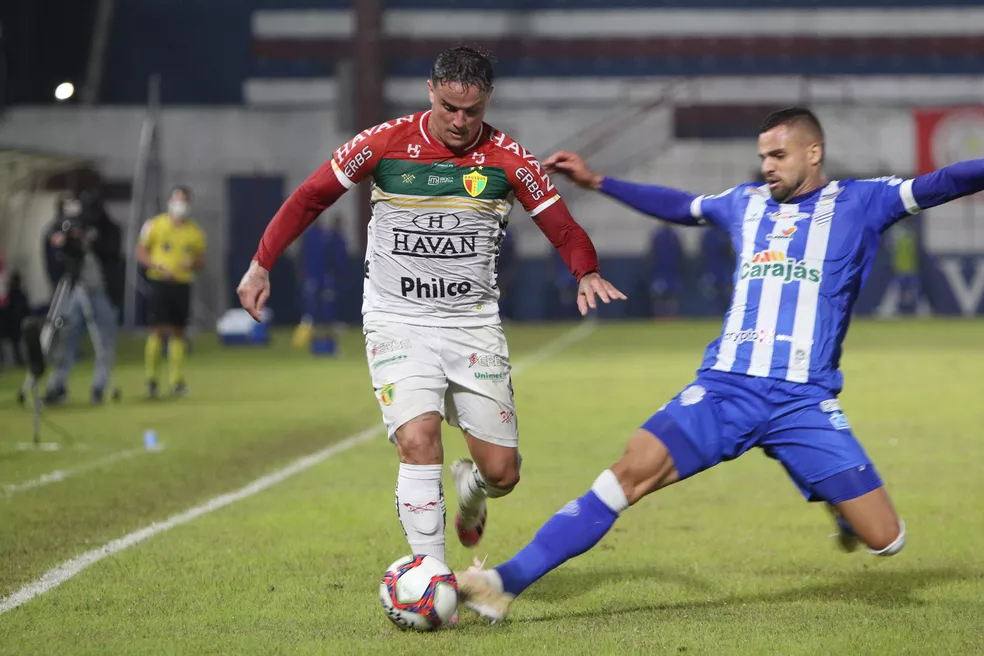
[42,192,121,404]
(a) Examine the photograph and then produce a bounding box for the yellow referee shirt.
[139,214,207,284]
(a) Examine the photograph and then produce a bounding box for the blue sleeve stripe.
[899,179,921,215]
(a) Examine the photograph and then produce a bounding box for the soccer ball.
[379,554,458,631]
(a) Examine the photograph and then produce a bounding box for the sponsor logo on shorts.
[380,384,395,406]
[474,371,508,381]
[680,385,705,406]
[372,354,407,370]
[500,410,515,424]
[820,398,850,430]
[401,276,473,298]
[371,339,411,358]
[467,352,505,369]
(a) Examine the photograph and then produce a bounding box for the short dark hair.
[430,46,495,92]
[760,107,824,143]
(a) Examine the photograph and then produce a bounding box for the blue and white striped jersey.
[691,177,920,392]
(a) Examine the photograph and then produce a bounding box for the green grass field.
[1,319,983,655]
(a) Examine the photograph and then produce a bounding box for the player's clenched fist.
[543,151,604,190]
[237,260,271,322]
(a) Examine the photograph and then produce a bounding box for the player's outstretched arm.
[864,158,984,232]
[544,151,702,226]
[912,158,984,211]
[237,160,349,321]
[532,200,627,316]
[252,160,351,273]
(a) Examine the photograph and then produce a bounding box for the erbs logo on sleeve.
[516,167,545,201]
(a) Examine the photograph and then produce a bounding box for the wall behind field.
[1,103,981,320]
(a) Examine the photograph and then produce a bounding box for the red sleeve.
[253,128,387,270]
[531,198,600,283]
[498,142,599,282]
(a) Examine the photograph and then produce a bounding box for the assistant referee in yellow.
[136,185,207,397]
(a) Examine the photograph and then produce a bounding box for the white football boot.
[454,557,515,623]
[450,459,488,548]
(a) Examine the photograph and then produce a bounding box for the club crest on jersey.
[740,250,823,283]
[463,168,488,197]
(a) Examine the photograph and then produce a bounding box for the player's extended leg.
[455,429,679,622]
[762,394,905,557]
[394,412,448,564]
[451,433,521,547]
[831,485,904,555]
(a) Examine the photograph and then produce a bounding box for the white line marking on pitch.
[3,447,159,496]
[0,320,597,615]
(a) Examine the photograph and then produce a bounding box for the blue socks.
[495,488,621,597]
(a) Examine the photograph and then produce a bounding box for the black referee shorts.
[147,280,191,328]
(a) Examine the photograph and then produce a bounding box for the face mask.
[168,200,189,218]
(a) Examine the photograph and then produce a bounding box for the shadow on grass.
[519,566,975,624]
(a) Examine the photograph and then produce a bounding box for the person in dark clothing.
[0,260,30,370]
[42,191,122,404]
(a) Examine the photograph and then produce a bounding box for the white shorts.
[364,320,518,448]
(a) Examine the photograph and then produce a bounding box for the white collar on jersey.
[418,110,485,153]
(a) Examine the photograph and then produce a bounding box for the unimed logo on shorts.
[474,371,507,381]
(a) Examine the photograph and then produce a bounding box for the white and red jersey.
[255,111,599,327]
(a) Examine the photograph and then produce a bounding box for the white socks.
[591,469,630,514]
[396,464,446,563]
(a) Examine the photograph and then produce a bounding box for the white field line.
[0,320,598,614]
[3,447,157,496]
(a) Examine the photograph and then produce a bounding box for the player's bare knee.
[480,458,520,498]
[868,519,906,556]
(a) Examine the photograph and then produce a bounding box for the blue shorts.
[642,369,882,504]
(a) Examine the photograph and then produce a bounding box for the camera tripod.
[18,269,120,447]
